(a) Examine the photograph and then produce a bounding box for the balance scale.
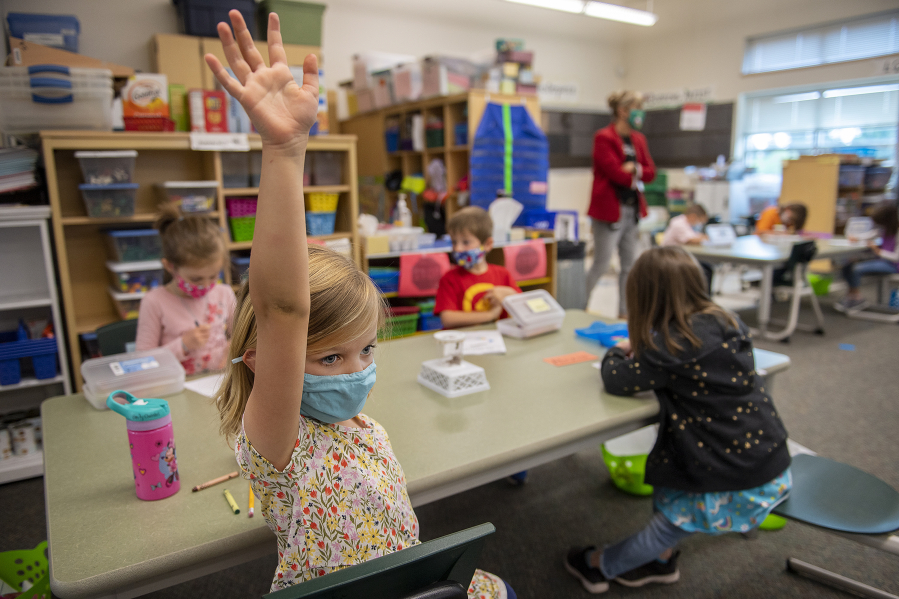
[417,331,490,398]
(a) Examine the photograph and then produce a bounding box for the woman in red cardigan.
[586,90,656,317]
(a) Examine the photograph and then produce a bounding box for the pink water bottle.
[107,390,180,500]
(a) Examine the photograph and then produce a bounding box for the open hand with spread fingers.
[204,10,318,151]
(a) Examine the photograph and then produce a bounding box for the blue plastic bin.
[575,321,629,347]
[369,267,399,294]
[517,209,556,229]
[305,211,336,236]
[385,129,400,153]
[0,338,58,385]
[454,123,468,146]
[7,12,80,53]
[419,313,443,331]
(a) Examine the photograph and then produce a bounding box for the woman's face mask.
[300,363,377,424]
[628,109,646,131]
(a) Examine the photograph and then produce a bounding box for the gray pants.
[586,205,640,315]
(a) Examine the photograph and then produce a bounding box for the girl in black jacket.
[565,246,792,594]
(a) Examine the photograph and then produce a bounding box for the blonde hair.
[626,247,737,357]
[447,206,493,243]
[216,245,387,441]
[155,203,225,268]
[608,90,644,116]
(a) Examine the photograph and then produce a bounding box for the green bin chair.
[264,523,494,599]
[0,541,51,599]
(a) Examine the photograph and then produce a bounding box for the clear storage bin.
[81,347,185,410]
[105,229,162,262]
[108,288,143,320]
[106,260,164,293]
[0,65,113,133]
[78,183,138,217]
[221,152,250,188]
[157,181,217,213]
[75,150,137,184]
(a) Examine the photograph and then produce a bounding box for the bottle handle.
[106,389,138,415]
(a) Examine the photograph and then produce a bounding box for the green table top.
[43,310,787,597]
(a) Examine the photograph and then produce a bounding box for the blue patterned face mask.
[453,247,486,270]
[300,362,377,424]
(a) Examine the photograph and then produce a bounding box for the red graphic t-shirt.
[433,264,521,317]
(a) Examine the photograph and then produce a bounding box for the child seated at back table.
[836,202,899,312]
[662,204,713,293]
[565,246,792,594]
[135,204,236,374]
[207,10,514,597]
[434,206,522,329]
[755,203,807,235]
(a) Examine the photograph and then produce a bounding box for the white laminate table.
[685,236,869,340]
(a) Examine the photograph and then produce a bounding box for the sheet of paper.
[591,361,601,370]
[184,373,225,399]
[543,351,598,367]
[462,330,507,355]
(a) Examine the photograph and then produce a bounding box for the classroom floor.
[2,295,898,598]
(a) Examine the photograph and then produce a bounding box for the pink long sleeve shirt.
[135,284,236,375]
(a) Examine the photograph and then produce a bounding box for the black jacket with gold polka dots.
[601,313,791,493]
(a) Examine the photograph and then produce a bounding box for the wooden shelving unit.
[341,90,540,223]
[41,131,359,391]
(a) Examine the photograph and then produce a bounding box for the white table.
[685,236,868,340]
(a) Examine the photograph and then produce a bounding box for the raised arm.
[205,11,318,469]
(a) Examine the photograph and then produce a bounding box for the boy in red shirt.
[434,206,522,329]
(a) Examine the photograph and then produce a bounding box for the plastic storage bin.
[497,289,565,338]
[158,181,217,213]
[106,260,164,293]
[75,150,137,184]
[383,306,420,340]
[0,65,113,134]
[575,321,629,347]
[864,166,893,190]
[108,288,143,320]
[0,338,58,385]
[231,256,251,281]
[105,229,162,262]
[305,211,336,236]
[454,123,468,146]
[260,0,325,45]
[419,313,442,331]
[229,216,256,242]
[369,267,400,294]
[7,12,80,52]
[175,0,256,37]
[838,164,866,188]
[221,152,250,188]
[226,197,257,217]
[311,151,343,185]
[306,192,339,212]
[81,347,185,410]
[79,183,138,217]
[602,425,658,496]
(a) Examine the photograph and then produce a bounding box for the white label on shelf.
[110,356,160,376]
[189,132,250,152]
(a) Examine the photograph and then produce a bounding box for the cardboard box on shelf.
[122,74,169,119]
[168,84,189,132]
[188,89,228,133]
[7,37,134,78]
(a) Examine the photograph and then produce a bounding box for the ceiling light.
[772,92,820,104]
[504,0,586,13]
[503,0,658,25]
[822,84,899,98]
[584,1,658,26]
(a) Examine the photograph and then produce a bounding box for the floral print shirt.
[236,413,506,597]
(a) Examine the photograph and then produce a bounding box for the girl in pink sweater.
[135,206,236,374]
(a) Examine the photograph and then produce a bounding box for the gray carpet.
[2,297,898,598]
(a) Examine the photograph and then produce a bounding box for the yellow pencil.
[248,482,255,518]
[223,489,240,514]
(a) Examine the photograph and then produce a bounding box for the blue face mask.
[301,362,377,424]
[453,247,486,269]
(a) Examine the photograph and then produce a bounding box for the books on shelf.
[0,147,39,194]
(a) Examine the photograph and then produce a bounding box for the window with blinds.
[743,11,899,75]
[739,81,898,180]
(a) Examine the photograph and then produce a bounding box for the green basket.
[229,216,256,242]
[260,0,325,45]
[380,313,419,340]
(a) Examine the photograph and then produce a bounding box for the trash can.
[556,240,586,309]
